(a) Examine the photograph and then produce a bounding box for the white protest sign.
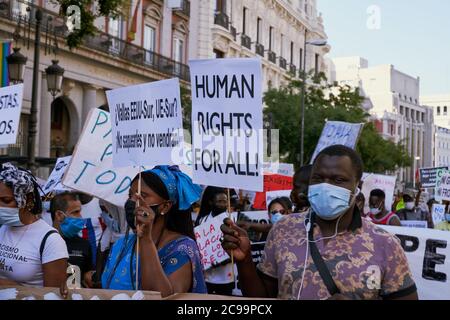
[41,156,72,195]
[0,83,24,145]
[310,121,363,163]
[400,220,428,228]
[190,58,263,192]
[262,162,294,177]
[106,78,183,167]
[194,211,237,271]
[265,190,292,210]
[381,225,450,300]
[435,169,450,202]
[361,173,396,213]
[432,204,446,226]
[62,109,145,207]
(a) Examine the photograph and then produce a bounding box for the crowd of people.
[1,143,444,299]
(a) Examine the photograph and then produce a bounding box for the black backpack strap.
[40,230,58,262]
[307,213,340,296]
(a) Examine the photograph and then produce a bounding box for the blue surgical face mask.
[308,183,356,221]
[0,207,23,227]
[60,216,85,238]
[270,212,284,224]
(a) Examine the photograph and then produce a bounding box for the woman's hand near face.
[135,194,156,240]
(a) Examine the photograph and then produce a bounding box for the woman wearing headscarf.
[101,165,207,296]
[0,163,69,294]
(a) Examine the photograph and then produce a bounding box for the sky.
[317,0,450,96]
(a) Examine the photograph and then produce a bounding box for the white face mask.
[369,207,381,215]
[0,207,23,227]
[405,202,415,210]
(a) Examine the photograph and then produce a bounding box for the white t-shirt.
[198,212,234,284]
[0,219,69,287]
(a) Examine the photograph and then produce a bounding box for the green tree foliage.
[263,72,412,173]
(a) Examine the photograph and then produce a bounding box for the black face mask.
[211,207,226,216]
[124,199,161,230]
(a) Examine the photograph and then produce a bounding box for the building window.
[257,18,262,44]
[400,105,404,115]
[280,34,284,58]
[215,0,226,13]
[290,41,294,64]
[213,49,225,58]
[445,106,448,116]
[108,16,122,53]
[242,7,247,34]
[269,26,274,51]
[172,38,184,63]
[143,24,156,63]
[299,48,303,70]
[422,113,424,122]
[437,106,441,116]
[406,108,410,119]
[315,53,319,74]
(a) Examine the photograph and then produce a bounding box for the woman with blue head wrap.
[101,165,207,296]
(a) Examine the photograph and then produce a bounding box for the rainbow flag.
[0,42,11,87]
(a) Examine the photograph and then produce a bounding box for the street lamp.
[45,60,64,98]
[6,47,27,83]
[413,156,421,189]
[299,30,327,166]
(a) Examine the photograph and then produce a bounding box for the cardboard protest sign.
[194,211,237,270]
[361,173,396,213]
[189,58,263,192]
[0,83,24,145]
[381,225,450,300]
[62,109,146,207]
[265,190,292,210]
[41,156,72,195]
[432,204,446,227]
[420,167,449,188]
[253,174,293,210]
[106,78,183,167]
[262,162,294,177]
[310,121,363,164]
[400,220,428,228]
[435,168,450,202]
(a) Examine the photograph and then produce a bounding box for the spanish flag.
[0,42,11,87]
[127,0,141,42]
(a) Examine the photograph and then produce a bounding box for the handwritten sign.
[420,167,449,188]
[41,156,72,195]
[361,173,396,213]
[310,121,363,163]
[194,212,237,271]
[435,169,450,202]
[253,174,293,210]
[189,58,263,192]
[432,204,446,226]
[0,83,24,145]
[62,109,146,207]
[107,78,183,167]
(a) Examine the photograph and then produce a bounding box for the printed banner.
[0,83,24,145]
[253,174,293,210]
[420,167,449,188]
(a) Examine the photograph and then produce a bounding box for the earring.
[25,201,34,212]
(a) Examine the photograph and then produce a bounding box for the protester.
[0,163,68,296]
[396,189,434,228]
[290,165,312,213]
[368,189,401,226]
[50,192,95,287]
[101,166,206,296]
[238,197,293,241]
[195,186,235,296]
[355,192,367,218]
[220,145,418,300]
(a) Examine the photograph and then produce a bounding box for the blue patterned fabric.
[145,165,202,210]
[101,234,207,293]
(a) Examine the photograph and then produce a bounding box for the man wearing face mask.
[396,190,434,229]
[368,189,401,226]
[50,192,94,287]
[221,145,417,300]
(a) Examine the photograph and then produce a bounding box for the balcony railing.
[241,34,251,50]
[279,57,287,69]
[255,43,264,57]
[230,25,237,41]
[267,51,276,63]
[0,0,190,82]
[214,11,229,30]
[177,0,190,17]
